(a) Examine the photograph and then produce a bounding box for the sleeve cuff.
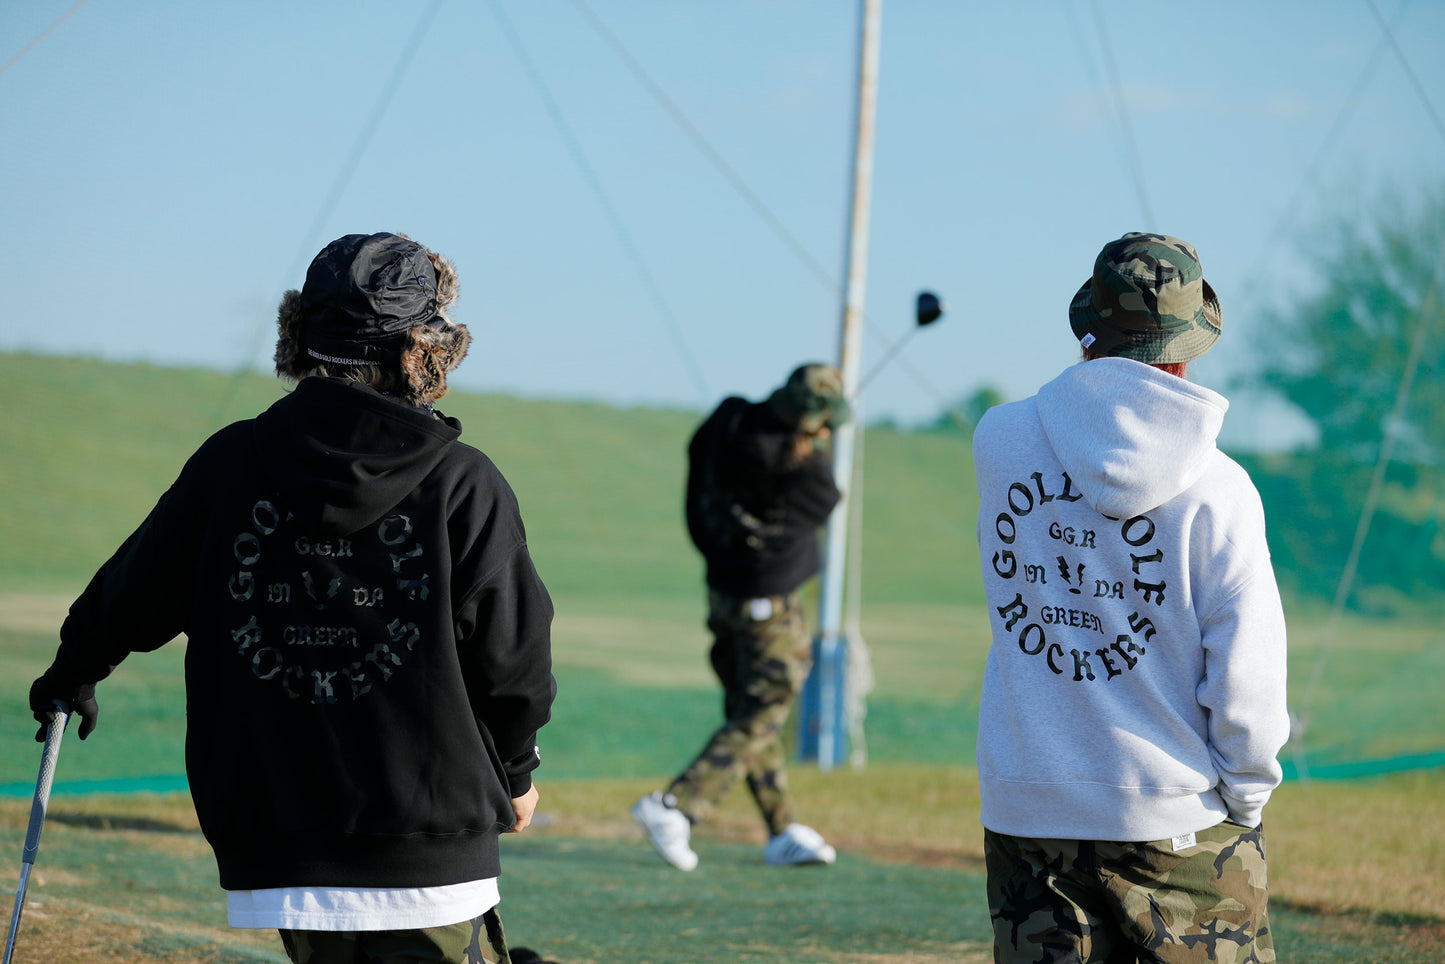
[503,744,542,797]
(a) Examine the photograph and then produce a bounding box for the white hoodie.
[973,358,1288,841]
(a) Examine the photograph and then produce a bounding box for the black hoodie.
[49,378,555,890]
[684,396,841,597]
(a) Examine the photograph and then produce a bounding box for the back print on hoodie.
[972,358,1289,842]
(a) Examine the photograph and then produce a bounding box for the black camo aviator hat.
[297,233,446,365]
[1068,232,1222,365]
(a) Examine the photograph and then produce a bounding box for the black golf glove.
[29,673,98,742]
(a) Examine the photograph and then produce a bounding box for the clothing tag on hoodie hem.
[1171,831,1197,852]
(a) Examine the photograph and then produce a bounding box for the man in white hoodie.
[972,233,1289,963]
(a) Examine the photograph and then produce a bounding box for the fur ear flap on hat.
[401,319,471,405]
[399,243,469,404]
[274,288,307,381]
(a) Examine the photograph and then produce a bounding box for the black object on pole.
[854,290,947,393]
[3,710,69,964]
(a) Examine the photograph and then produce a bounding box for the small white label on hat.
[1080,333,1097,349]
[1171,831,1197,852]
[748,598,773,620]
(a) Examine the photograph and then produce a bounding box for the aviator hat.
[294,233,449,365]
[274,233,471,403]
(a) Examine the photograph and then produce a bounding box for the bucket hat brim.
[1068,233,1223,365]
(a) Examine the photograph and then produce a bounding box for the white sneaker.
[630,792,698,871]
[764,823,837,866]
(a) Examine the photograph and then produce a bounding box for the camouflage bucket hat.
[1068,232,1222,364]
[767,363,851,434]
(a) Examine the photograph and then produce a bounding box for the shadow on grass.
[46,811,199,834]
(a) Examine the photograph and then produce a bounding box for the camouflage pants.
[279,907,510,964]
[985,821,1274,964]
[667,590,811,836]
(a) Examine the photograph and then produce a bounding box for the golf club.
[854,290,946,394]
[3,708,69,964]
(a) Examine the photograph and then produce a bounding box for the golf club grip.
[21,713,68,864]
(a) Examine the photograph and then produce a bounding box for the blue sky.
[2,1,1442,449]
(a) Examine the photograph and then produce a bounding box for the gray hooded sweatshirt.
[972,357,1288,841]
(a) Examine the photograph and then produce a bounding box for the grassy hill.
[0,353,1439,786]
[0,353,988,786]
[0,353,981,606]
[1,355,1442,962]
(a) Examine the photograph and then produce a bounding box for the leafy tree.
[1245,183,1445,614]
[1253,184,1445,466]
[927,385,1007,434]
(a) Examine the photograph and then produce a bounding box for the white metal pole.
[806,0,880,771]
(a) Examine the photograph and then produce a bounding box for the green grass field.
[1,354,1442,962]
[3,772,1443,963]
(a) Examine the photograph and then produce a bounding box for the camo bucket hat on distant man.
[1068,232,1222,364]
[767,362,851,435]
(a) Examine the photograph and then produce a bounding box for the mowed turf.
[1,354,1443,961]
[0,592,986,786]
[3,590,1439,788]
[2,353,1437,772]
[2,771,1443,963]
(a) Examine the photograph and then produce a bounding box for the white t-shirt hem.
[227,878,500,931]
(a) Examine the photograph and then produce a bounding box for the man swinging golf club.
[632,363,847,871]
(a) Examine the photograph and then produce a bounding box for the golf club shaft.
[3,711,68,964]
[851,290,945,399]
[2,867,32,964]
[854,327,916,395]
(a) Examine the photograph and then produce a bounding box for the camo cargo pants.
[279,907,510,964]
[667,590,811,836]
[985,821,1274,963]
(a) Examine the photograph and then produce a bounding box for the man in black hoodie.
[29,233,556,964]
[631,363,846,871]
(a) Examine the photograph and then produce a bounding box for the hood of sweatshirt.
[1035,358,1228,519]
[252,377,462,537]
